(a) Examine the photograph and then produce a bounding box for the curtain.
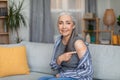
[30,0,54,43]
[85,0,97,15]
[85,0,97,30]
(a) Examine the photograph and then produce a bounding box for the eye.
[66,21,73,25]
[58,22,63,25]
[66,22,71,25]
[67,22,71,24]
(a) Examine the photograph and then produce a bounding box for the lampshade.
[103,9,116,27]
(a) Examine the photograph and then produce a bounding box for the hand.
[57,51,76,65]
[56,74,60,78]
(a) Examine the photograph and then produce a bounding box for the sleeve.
[50,57,61,70]
[59,50,93,78]
[50,36,62,70]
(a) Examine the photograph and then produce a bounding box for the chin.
[60,31,71,37]
[62,34,70,37]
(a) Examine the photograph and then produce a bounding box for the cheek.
[58,26,62,30]
[67,25,74,31]
[58,26,63,33]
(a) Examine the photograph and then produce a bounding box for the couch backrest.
[19,41,120,79]
[89,44,120,80]
[21,41,57,75]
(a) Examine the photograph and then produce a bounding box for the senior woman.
[38,12,93,80]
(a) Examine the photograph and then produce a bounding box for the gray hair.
[57,11,80,52]
[58,11,76,25]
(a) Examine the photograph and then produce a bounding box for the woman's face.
[58,15,74,37]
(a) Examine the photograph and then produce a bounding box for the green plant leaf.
[117,15,120,21]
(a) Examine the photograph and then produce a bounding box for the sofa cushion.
[0,46,30,77]
[21,41,57,75]
[0,72,52,80]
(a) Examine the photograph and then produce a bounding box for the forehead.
[58,15,72,21]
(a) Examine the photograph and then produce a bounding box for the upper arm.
[74,40,87,59]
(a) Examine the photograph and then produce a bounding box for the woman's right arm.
[50,51,76,70]
[57,52,75,65]
[50,36,62,70]
[50,58,61,70]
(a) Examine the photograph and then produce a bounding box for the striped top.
[50,36,93,80]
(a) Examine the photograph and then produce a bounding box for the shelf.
[0,1,7,8]
[84,30,96,32]
[0,32,9,35]
[98,30,113,32]
[0,0,9,44]
[0,16,7,18]
[84,30,113,33]
[83,18,100,21]
[0,0,7,2]
[82,17,113,44]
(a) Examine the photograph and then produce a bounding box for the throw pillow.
[0,46,30,77]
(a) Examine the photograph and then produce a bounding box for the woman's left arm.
[59,40,93,78]
[74,40,87,59]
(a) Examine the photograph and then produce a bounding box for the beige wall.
[9,0,120,43]
[110,0,120,34]
[110,0,120,17]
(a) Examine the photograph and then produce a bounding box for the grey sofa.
[89,44,120,80]
[0,41,120,80]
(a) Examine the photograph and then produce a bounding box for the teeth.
[62,30,67,32]
[63,31,66,32]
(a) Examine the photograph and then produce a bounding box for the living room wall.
[9,0,120,43]
[110,0,120,34]
[110,0,120,16]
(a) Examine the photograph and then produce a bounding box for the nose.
[63,24,66,29]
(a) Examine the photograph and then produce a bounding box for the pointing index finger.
[70,51,76,54]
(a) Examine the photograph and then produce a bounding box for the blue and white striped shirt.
[50,36,93,80]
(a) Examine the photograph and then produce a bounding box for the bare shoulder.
[74,40,86,48]
[74,40,87,59]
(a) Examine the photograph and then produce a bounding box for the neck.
[62,35,70,45]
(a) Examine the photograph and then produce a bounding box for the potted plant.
[117,15,120,34]
[88,23,95,43]
[117,15,120,26]
[6,0,26,43]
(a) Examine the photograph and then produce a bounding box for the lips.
[61,30,68,33]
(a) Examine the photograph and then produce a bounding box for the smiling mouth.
[62,29,68,32]
[62,31,67,33]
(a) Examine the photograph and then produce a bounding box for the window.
[51,0,85,35]
[51,0,82,11]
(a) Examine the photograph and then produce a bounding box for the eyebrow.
[58,20,73,22]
